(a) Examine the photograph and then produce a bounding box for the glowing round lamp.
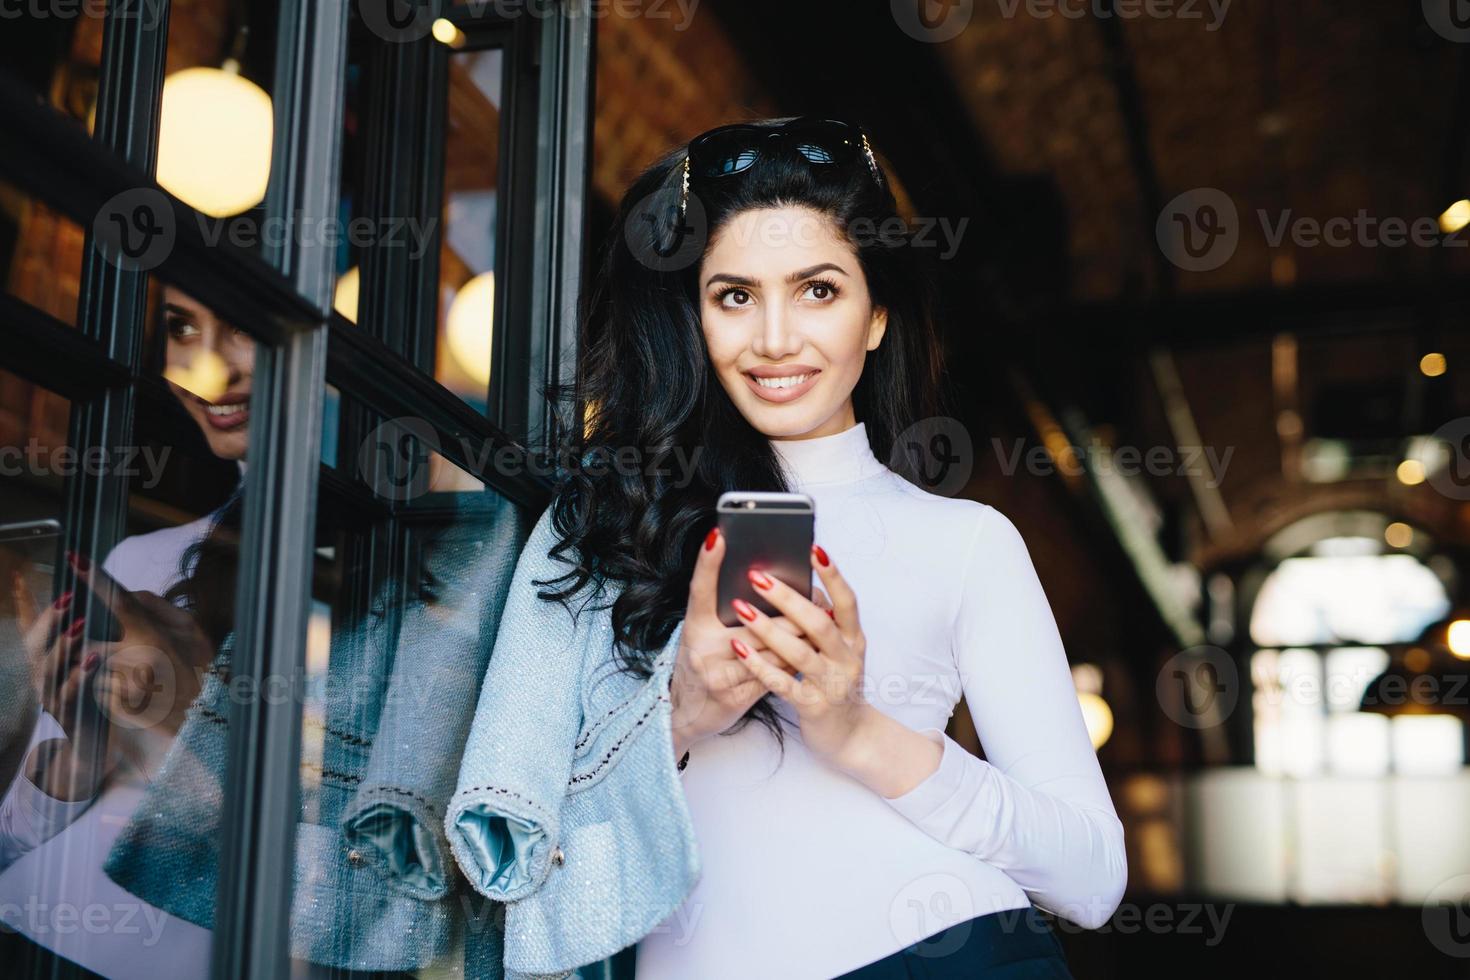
[446,271,494,387]
[1078,692,1114,750]
[157,65,274,217]
[334,266,360,323]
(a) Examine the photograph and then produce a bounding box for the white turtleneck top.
[633,421,1125,980]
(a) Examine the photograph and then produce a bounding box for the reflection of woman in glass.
[454,118,1125,979]
[0,285,249,977]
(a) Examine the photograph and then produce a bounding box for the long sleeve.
[880,505,1127,929]
[0,710,95,872]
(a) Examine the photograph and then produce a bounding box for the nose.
[752,303,802,361]
[212,325,256,384]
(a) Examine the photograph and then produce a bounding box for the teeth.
[206,403,247,417]
[754,374,813,390]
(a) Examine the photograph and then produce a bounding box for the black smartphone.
[715,491,815,628]
[0,519,121,645]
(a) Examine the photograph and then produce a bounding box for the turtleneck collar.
[769,420,888,489]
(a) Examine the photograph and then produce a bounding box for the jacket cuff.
[342,786,452,900]
[445,786,557,903]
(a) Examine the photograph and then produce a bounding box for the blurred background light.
[156,63,273,217]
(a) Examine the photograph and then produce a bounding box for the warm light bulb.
[446,271,495,388]
[1384,522,1413,549]
[432,18,464,46]
[1420,353,1447,378]
[164,349,229,403]
[1440,199,1470,235]
[1078,692,1114,750]
[1396,459,1425,486]
[334,266,360,323]
[1449,620,1470,660]
[157,66,274,217]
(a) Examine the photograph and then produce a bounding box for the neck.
[767,419,887,489]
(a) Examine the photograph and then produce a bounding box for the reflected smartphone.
[0,519,121,644]
[715,492,815,628]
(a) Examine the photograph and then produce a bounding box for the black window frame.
[0,1,594,976]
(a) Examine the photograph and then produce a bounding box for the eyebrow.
[704,262,851,290]
[162,303,197,319]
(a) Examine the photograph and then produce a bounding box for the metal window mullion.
[210,2,346,979]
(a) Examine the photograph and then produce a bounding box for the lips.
[196,392,251,431]
[743,368,821,404]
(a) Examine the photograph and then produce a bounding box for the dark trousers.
[836,906,1073,979]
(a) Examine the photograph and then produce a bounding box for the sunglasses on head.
[680,117,886,218]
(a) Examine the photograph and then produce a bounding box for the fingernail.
[826,608,835,619]
[748,568,773,591]
[83,651,100,672]
[68,551,91,572]
[732,598,757,622]
[730,638,750,659]
[66,618,86,638]
[704,528,719,551]
[54,591,73,610]
[812,544,830,567]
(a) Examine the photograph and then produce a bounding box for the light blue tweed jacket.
[446,505,699,980]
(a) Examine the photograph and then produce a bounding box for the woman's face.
[699,206,887,441]
[161,286,255,461]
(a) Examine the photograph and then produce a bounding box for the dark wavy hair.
[538,118,952,748]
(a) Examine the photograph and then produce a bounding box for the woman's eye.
[719,289,753,308]
[803,281,838,302]
[167,319,200,341]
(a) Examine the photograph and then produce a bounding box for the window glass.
[0,177,84,329]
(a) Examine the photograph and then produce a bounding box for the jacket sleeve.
[445,505,593,902]
[0,710,95,873]
[879,505,1127,930]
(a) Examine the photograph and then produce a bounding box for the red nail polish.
[812,544,830,567]
[826,608,835,619]
[730,638,750,659]
[704,528,719,551]
[732,598,757,622]
[748,568,773,590]
[66,618,86,638]
[83,651,100,672]
[54,591,73,611]
[68,551,91,572]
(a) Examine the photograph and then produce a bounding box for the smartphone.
[0,519,121,644]
[715,492,815,628]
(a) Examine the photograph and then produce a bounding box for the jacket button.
[347,849,364,865]
[551,847,565,867]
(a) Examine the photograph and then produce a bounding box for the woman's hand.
[669,527,830,759]
[727,543,881,774]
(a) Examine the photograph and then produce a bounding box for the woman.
[448,117,1125,979]
[0,284,245,978]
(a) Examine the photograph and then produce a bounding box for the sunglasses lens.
[703,147,759,177]
[691,127,763,178]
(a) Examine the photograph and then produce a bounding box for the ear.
[865,305,889,351]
